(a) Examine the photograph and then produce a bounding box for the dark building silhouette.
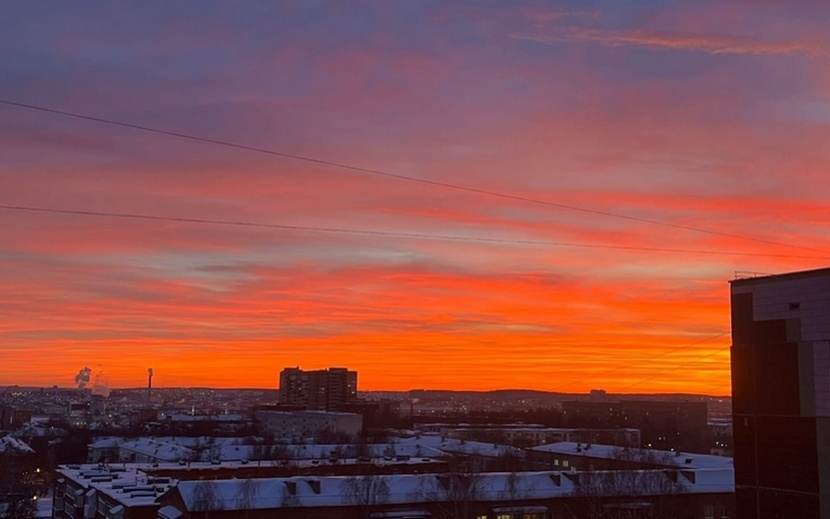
[0,406,31,430]
[731,268,830,519]
[562,399,709,453]
[278,367,357,410]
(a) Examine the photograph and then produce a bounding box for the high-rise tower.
[731,268,830,518]
[278,366,357,410]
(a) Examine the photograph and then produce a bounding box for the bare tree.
[502,471,534,502]
[354,434,372,459]
[571,468,685,519]
[239,479,260,509]
[237,479,260,519]
[341,473,391,519]
[610,447,675,468]
[190,480,223,514]
[418,471,484,519]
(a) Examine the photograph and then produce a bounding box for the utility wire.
[2,204,829,260]
[615,344,731,393]
[552,331,731,393]
[1,98,826,255]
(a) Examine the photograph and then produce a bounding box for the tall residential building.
[731,267,830,519]
[278,366,357,410]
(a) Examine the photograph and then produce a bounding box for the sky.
[2,1,829,394]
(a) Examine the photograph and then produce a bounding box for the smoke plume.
[91,366,110,398]
[74,366,92,389]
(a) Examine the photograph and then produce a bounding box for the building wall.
[731,268,830,519]
[256,410,362,440]
[159,486,735,519]
[278,367,357,411]
[0,406,32,430]
[562,400,708,452]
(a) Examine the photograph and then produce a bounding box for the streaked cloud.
[1,1,828,393]
[514,27,827,57]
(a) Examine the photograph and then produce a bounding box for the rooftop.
[57,464,177,508]
[731,266,830,286]
[528,442,733,470]
[170,468,734,512]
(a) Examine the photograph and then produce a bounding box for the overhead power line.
[552,331,731,393]
[1,204,828,260]
[1,98,826,255]
[615,344,731,393]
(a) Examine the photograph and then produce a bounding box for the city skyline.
[2,2,830,393]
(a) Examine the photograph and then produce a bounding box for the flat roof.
[528,442,733,470]
[731,266,830,286]
[57,464,177,507]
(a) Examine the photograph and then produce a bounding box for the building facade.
[731,268,830,519]
[279,367,357,410]
[155,469,735,519]
[256,410,363,441]
[562,400,709,452]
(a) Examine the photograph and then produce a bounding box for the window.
[704,504,715,519]
[563,460,569,468]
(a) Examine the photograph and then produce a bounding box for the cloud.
[513,27,827,57]
[519,7,599,24]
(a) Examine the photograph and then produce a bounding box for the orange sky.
[2,2,830,394]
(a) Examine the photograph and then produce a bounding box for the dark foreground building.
[731,268,830,518]
[54,461,734,519]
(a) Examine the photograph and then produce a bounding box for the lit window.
[563,460,569,467]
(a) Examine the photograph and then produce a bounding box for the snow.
[173,468,734,512]
[0,435,35,454]
[528,442,733,470]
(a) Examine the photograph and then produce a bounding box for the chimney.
[147,368,154,402]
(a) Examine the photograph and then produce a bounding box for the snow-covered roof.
[158,505,183,519]
[33,496,52,519]
[391,435,524,459]
[57,464,178,507]
[89,437,121,449]
[165,413,248,422]
[0,435,35,454]
[88,434,522,464]
[118,439,194,462]
[171,468,734,512]
[14,422,69,438]
[528,442,732,470]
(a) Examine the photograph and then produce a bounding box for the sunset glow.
[2,2,829,394]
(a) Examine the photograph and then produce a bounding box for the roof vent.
[284,481,296,495]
